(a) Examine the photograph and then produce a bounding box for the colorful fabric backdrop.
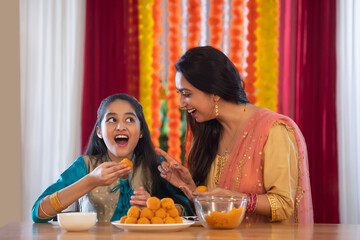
[81,0,338,223]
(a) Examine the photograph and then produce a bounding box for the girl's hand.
[130,187,151,209]
[155,148,197,192]
[88,162,131,187]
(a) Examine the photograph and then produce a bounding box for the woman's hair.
[175,46,250,185]
[84,93,193,213]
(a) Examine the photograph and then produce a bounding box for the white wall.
[0,0,21,226]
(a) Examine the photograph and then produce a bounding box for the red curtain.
[294,0,338,223]
[278,0,293,117]
[82,0,139,152]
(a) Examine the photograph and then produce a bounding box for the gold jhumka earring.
[215,102,219,117]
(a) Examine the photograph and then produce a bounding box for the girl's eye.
[106,117,116,123]
[125,117,135,123]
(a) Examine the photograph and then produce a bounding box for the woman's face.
[175,72,216,122]
[96,99,142,162]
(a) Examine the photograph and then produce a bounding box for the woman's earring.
[215,103,219,117]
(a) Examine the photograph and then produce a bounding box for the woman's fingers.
[155,148,180,165]
[179,185,194,200]
[160,161,170,171]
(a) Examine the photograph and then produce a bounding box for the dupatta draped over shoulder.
[217,108,313,223]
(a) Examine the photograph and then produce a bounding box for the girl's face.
[175,72,216,122]
[96,99,142,162]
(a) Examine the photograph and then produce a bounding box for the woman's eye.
[177,90,191,97]
[182,91,191,97]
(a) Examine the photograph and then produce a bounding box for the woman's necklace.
[220,127,242,157]
[215,128,242,185]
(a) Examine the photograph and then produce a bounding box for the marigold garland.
[245,0,257,104]
[187,0,201,49]
[254,0,279,111]
[127,0,139,99]
[150,0,162,147]
[184,0,200,155]
[166,0,182,162]
[138,0,155,130]
[209,0,224,50]
[229,0,244,73]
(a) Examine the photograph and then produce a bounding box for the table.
[1,221,359,240]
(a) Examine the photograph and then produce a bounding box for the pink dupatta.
[218,109,313,223]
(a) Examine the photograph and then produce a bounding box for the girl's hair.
[84,94,193,213]
[175,46,250,185]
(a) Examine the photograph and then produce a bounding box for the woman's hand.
[130,187,151,209]
[193,187,246,198]
[88,162,131,187]
[155,148,196,192]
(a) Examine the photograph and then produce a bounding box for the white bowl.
[57,212,97,231]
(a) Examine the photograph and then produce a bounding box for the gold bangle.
[39,199,54,218]
[175,204,185,216]
[49,192,66,212]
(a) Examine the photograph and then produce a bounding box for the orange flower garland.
[138,0,154,130]
[244,0,257,104]
[150,0,162,147]
[254,0,279,111]
[229,0,244,73]
[184,0,200,155]
[187,0,201,49]
[166,0,182,162]
[127,0,139,99]
[209,0,224,50]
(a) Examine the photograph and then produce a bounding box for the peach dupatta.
[218,108,313,223]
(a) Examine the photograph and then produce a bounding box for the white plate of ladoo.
[111,219,194,232]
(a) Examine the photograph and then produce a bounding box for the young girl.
[32,93,193,222]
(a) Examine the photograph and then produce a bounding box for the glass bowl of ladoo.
[194,195,247,229]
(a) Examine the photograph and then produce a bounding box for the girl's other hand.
[130,187,151,209]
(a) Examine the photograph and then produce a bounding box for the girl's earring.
[215,103,219,117]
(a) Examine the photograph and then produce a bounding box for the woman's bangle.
[39,199,55,218]
[49,191,66,213]
[245,192,257,214]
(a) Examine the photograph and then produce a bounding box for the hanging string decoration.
[166,0,182,162]
[150,0,162,147]
[229,0,244,73]
[199,0,208,46]
[222,0,231,55]
[138,0,155,130]
[209,0,224,50]
[245,0,258,104]
[254,0,279,111]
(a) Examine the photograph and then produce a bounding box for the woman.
[32,93,192,223]
[157,46,313,223]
